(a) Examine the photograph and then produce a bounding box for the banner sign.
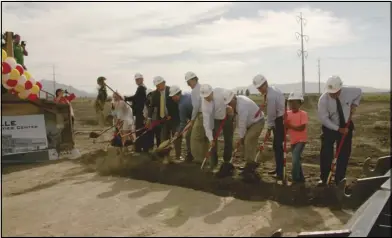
[1,114,48,155]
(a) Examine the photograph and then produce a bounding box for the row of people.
[97,72,362,185]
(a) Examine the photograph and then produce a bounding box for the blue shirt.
[178,93,193,132]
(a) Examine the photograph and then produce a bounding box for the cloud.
[2,2,359,94]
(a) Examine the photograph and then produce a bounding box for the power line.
[295,12,309,95]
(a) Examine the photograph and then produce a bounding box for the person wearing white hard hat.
[147,76,180,162]
[317,75,362,186]
[252,74,286,180]
[143,88,156,151]
[199,84,234,170]
[124,73,147,152]
[169,85,193,161]
[222,90,265,181]
[285,92,308,184]
[185,72,206,164]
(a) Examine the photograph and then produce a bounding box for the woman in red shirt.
[54,88,76,126]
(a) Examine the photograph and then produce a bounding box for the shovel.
[201,116,227,170]
[89,124,117,139]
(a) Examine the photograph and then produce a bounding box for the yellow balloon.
[24,71,32,80]
[14,84,25,93]
[2,49,7,62]
[18,90,29,99]
[10,68,20,80]
[30,85,40,94]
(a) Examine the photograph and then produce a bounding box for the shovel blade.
[89,132,101,138]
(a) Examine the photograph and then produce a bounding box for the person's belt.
[247,117,265,130]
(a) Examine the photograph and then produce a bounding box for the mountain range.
[38,79,388,98]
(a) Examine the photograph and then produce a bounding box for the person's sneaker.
[176,156,184,161]
[317,180,326,187]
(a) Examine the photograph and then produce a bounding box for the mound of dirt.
[75,149,359,210]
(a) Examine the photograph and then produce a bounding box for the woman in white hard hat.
[252,74,286,181]
[317,76,362,186]
[199,84,234,171]
[222,90,265,181]
[124,73,148,152]
[147,76,180,163]
[285,92,308,184]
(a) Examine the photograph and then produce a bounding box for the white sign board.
[1,114,48,155]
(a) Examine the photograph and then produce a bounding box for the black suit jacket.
[148,86,179,122]
[124,85,146,116]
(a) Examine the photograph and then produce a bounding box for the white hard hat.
[200,84,213,98]
[252,74,267,88]
[134,73,143,80]
[326,75,343,93]
[288,92,304,102]
[223,90,235,105]
[185,71,197,81]
[146,88,153,95]
[153,76,165,86]
[169,85,181,97]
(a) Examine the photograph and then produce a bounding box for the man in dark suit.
[124,73,147,152]
[146,76,180,162]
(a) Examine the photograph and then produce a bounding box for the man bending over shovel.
[222,90,266,181]
[317,75,362,187]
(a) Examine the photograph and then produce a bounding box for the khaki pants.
[190,113,209,162]
[95,101,105,127]
[243,119,265,162]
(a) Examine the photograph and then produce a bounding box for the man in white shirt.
[252,74,286,181]
[317,75,362,186]
[200,84,234,170]
[223,90,266,181]
[185,71,204,162]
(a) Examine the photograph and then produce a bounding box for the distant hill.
[233,82,389,95]
[38,80,96,98]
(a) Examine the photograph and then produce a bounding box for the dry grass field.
[2,93,390,237]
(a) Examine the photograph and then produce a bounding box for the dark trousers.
[210,116,234,165]
[272,116,285,179]
[319,124,354,184]
[134,113,146,152]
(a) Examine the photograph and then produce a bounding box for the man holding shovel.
[200,84,234,171]
[252,74,286,182]
[222,90,265,181]
[95,76,108,127]
[317,75,362,186]
[147,76,180,163]
[169,85,194,162]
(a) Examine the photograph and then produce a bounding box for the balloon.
[6,79,18,88]
[15,64,24,75]
[36,81,42,90]
[30,85,40,94]
[18,75,27,86]
[2,77,13,89]
[2,49,7,62]
[14,84,25,93]
[2,62,11,74]
[2,73,10,81]
[28,93,38,101]
[24,71,31,80]
[4,57,17,69]
[29,77,36,85]
[10,68,21,79]
[18,90,30,99]
[25,80,33,90]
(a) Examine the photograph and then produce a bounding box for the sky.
[2,1,390,94]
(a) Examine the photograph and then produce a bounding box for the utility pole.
[317,58,321,95]
[52,64,56,95]
[295,12,309,95]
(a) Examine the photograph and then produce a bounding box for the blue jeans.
[291,142,306,182]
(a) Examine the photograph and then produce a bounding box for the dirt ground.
[1,95,390,237]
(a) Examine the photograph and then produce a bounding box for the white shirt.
[202,88,227,141]
[191,83,202,120]
[112,100,135,131]
[266,86,285,129]
[236,95,265,138]
[318,87,362,131]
